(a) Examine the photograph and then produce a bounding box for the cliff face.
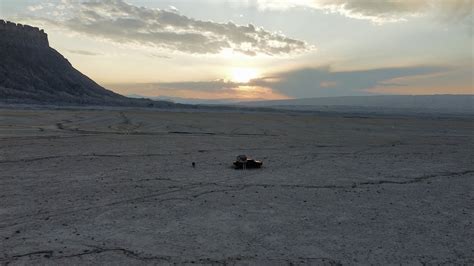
[0,20,49,47]
[0,20,171,107]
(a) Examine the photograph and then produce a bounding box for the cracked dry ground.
[0,108,473,265]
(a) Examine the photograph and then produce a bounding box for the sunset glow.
[3,0,471,101]
[231,68,259,83]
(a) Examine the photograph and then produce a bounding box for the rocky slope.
[0,20,172,107]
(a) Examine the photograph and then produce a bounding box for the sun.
[231,68,259,83]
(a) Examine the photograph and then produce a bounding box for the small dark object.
[233,155,263,169]
[192,162,196,168]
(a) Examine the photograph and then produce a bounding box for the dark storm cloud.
[56,0,310,56]
[248,65,448,97]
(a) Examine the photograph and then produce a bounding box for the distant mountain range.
[0,20,175,107]
[128,94,473,114]
[237,95,474,114]
[126,94,255,105]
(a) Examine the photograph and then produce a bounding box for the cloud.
[67,49,102,56]
[247,65,448,97]
[314,0,426,22]
[109,79,246,95]
[34,0,311,56]
[367,65,474,95]
[27,4,45,12]
[148,80,240,91]
[107,65,451,99]
[255,0,473,23]
[149,53,172,59]
[107,80,288,100]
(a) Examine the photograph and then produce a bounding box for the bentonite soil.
[1,108,473,265]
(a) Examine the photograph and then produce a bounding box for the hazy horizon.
[2,0,472,101]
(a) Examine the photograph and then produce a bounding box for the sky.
[1,0,473,101]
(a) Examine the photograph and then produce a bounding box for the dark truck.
[233,155,263,169]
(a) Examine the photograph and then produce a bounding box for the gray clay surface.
[1,108,473,265]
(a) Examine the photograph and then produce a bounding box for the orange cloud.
[111,84,289,101]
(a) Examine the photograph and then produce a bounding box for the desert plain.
[0,107,473,265]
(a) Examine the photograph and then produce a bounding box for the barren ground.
[0,108,473,265]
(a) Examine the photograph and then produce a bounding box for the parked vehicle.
[233,155,263,169]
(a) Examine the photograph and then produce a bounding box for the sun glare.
[231,68,259,83]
